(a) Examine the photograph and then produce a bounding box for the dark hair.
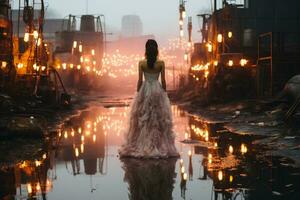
[145,39,158,69]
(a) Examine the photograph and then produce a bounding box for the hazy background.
[12,0,212,43]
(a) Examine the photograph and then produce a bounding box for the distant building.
[121,15,143,38]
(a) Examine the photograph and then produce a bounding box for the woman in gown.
[119,39,179,158]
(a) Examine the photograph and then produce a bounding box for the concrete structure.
[121,15,143,38]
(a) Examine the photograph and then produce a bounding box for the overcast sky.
[13,0,212,42]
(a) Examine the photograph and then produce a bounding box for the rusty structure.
[190,0,300,101]
[0,0,70,105]
[55,14,105,90]
[0,0,13,88]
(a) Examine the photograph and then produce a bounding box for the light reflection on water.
[1,104,300,200]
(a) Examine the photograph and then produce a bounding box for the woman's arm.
[137,61,143,92]
[161,61,167,91]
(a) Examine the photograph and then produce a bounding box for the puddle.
[1,102,300,200]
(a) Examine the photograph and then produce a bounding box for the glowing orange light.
[240,59,248,67]
[27,184,32,194]
[217,34,223,43]
[33,30,39,39]
[229,145,234,154]
[73,41,77,49]
[24,32,30,42]
[75,148,79,157]
[183,173,188,180]
[218,171,223,181]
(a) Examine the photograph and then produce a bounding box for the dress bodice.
[144,72,160,82]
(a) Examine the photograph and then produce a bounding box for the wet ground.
[1,96,300,200]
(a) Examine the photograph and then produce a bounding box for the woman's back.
[139,59,164,74]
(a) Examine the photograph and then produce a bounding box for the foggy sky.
[41,0,212,42]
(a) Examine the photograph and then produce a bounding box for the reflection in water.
[0,145,55,199]
[121,158,177,200]
[1,104,300,200]
[184,114,300,200]
[58,110,107,177]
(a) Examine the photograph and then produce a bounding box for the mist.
[44,0,211,43]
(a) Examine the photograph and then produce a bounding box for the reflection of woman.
[119,40,179,158]
[121,158,177,200]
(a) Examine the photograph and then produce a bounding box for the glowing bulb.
[241,143,248,154]
[180,159,183,165]
[79,44,83,52]
[217,34,223,43]
[33,30,39,39]
[86,66,91,72]
[1,61,7,69]
[81,144,84,153]
[73,41,77,48]
[24,32,30,42]
[37,38,42,46]
[64,131,68,139]
[179,19,183,26]
[181,166,185,173]
[62,63,67,70]
[184,133,188,140]
[183,173,187,180]
[77,65,81,70]
[206,43,212,52]
[17,63,23,69]
[182,11,186,19]
[85,131,90,136]
[218,171,223,181]
[240,59,248,67]
[91,49,95,56]
[36,183,41,191]
[27,184,32,194]
[229,145,234,154]
[75,148,79,157]
[35,160,41,167]
[228,31,233,38]
[213,60,218,66]
[228,60,234,66]
[180,29,184,37]
[184,53,188,61]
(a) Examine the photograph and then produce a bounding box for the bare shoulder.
[156,59,165,65]
[138,59,147,69]
[156,60,165,68]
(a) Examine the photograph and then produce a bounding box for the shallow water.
[1,98,300,200]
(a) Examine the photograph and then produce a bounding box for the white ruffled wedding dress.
[119,71,179,158]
